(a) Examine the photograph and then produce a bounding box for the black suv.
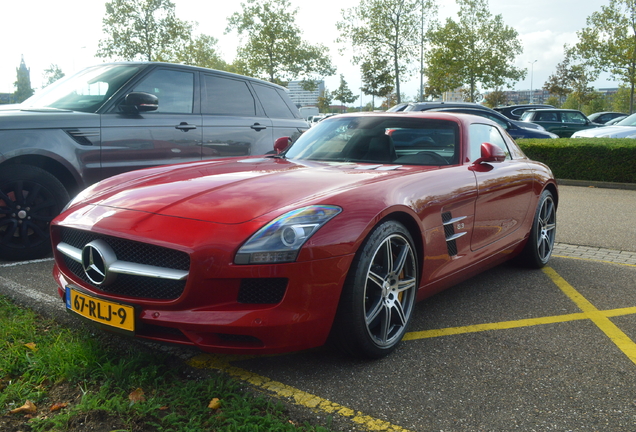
[390,101,544,130]
[0,62,308,260]
[494,104,554,120]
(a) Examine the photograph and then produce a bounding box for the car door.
[560,111,593,137]
[251,83,307,146]
[200,73,273,158]
[468,123,534,251]
[100,67,202,179]
[532,111,564,135]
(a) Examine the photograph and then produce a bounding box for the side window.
[563,111,586,124]
[132,69,194,113]
[469,124,511,161]
[536,111,558,122]
[202,75,256,116]
[252,84,297,119]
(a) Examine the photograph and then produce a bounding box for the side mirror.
[473,142,506,165]
[274,136,292,154]
[120,92,158,114]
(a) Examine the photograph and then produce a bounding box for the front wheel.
[331,220,418,359]
[0,165,70,261]
[517,189,556,268]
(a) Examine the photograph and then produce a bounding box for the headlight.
[235,205,342,264]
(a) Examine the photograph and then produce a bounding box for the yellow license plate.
[66,287,135,332]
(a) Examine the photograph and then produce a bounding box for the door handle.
[176,122,197,131]
[251,123,267,131]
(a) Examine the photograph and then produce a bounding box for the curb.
[557,179,636,191]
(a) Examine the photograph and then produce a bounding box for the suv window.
[535,111,559,122]
[252,84,297,119]
[202,74,256,116]
[562,111,587,124]
[133,69,194,113]
[469,124,511,161]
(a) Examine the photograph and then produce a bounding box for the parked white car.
[572,113,636,138]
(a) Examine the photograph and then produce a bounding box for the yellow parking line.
[188,354,416,432]
[542,266,636,364]
[403,312,588,341]
[188,265,636,431]
[404,307,636,341]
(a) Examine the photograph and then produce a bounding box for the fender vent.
[442,212,467,257]
[65,129,100,146]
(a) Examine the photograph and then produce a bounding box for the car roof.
[328,110,500,128]
[404,101,494,111]
[524,108,581,113]
[94,61,289,91]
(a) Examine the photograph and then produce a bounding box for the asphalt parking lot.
[1,184,635,431]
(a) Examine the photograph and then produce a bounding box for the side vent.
[441,212,467,257]
[65,129,100,146]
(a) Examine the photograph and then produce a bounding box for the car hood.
[0,106,99,129]
[75,157,418,224]
[572,125,636,138]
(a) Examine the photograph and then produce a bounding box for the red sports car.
[51,112,557,358]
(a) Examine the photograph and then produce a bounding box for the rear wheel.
[0,165,69,261]
[331,220,418,358]
[517,189,556,268]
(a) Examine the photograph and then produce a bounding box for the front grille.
[59,227,190,300]
[237,278,288,304]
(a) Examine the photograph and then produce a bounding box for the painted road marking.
[188,353,416,432]
[542,266,636,364]
[189,263,636,432]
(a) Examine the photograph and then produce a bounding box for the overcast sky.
[1,0,614,104]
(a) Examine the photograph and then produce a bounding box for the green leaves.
[97,0,224,69]
[574,0,636,113]
[337,0,435,103]
[425,0,525,102]
[226,0,335,84]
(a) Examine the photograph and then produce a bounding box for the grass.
[0,295,332,431]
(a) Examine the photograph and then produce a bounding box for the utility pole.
[528,60,537,103]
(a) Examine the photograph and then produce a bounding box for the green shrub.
[517,138,636,184]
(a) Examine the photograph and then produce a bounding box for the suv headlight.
[234,205,342,264]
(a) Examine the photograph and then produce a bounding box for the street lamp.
[528,60,537,103]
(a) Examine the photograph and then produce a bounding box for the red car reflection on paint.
[51,112,557,359]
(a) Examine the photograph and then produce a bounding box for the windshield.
[615,113,636,126]
[285,115,460,166]
[22,64,142,113]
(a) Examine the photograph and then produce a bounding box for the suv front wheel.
[0,165,69,261]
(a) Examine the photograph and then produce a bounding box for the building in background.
[287,80,324,107]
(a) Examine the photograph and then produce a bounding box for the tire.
[331,220,418,359]
[0,165,70,261]
[517,189,556,268]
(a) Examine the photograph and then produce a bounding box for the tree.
[360,52,394,108]
[574,0,636,113]
[483,88,507,108]
[332,75,359,111]
[317,89,333,113]
[545,95,562,108]
[97,0,193,62]
[174,34,228,70]
[226,0,335,84]
[14,56,33,103]
[43,64,65,87]
[337,0,436,104]
[544,49,596,109]
[543,56,575,102]
[611,85,635,113]
[425,0,525,102]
